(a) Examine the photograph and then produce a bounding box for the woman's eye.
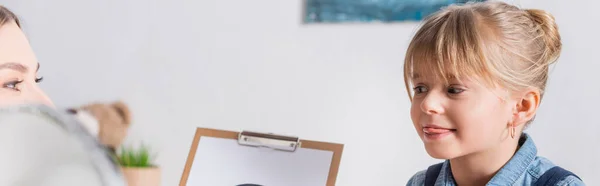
[447,87,465,94]
[413,86,428,94]
[3,80,23,91]
[35,76,44,83]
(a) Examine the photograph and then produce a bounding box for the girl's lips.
[423,127,455,134]
[422,127,456,141]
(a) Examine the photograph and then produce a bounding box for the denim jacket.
[406,133,585,186]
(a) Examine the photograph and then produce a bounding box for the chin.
[423,144,459,160]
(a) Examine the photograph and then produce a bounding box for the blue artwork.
[304,0,486,23]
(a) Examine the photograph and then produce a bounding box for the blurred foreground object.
[69,101,161,186]
[68,101,132,153]
[0,104,126,186]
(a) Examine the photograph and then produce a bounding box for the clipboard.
[179,127,344,186]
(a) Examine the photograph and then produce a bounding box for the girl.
[0,6,125,186]
[404,1,584,186]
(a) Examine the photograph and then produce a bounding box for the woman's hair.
[0,6,20,27]
[403,1,561,103]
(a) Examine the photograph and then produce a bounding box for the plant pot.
[121,166,161,186]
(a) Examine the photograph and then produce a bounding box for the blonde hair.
[0,6,20,27]
[403,1,561,103]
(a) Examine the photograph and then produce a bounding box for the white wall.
[2,0,598,185]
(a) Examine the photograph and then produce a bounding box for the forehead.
[408,60,460,81]
[411,68,486,87]
[0,22,38,70]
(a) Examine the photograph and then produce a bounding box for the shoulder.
[556,175,585,186]
[0,104,74,126]
[528,157,585,186]
[406,170,426,186]
[527,156,556,178]
[0,105,107,186]
[0,105,66,138]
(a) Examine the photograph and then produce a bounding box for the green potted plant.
[117,143,160,186]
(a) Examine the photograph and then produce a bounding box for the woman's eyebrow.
[0,62,28,73]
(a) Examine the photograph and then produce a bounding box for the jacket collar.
[439,133,537,185]
[488,133,537,185]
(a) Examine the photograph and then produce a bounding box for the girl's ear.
[512,88,541,126]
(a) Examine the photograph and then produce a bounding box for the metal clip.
[237,131,301,152]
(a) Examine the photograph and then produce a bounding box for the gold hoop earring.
[510,125,516,139]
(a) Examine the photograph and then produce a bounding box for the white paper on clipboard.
[185,136,333,186]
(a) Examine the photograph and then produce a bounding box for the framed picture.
[304,0,486,23]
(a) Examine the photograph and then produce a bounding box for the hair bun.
[526,9,562,64]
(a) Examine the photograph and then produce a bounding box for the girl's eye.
[3,80,23,91]
[447,87,465,94]
[413,86,428,94]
